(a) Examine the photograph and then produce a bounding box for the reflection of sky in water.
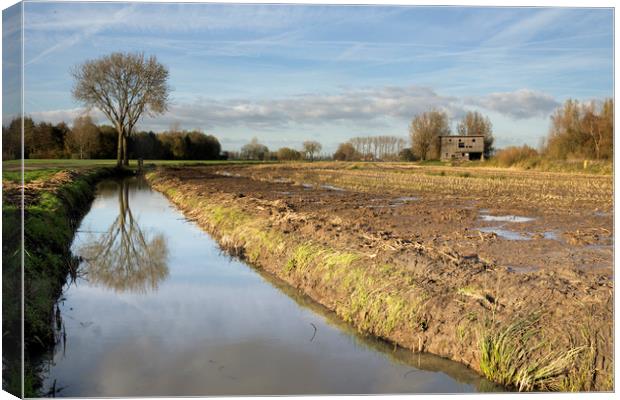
[479,214,535,223]
[478,227,531,241]
[44,177,496,396]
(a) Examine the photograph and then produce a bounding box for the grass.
[2,158,271,174]
[478,313,587,391]
[2,166,121,396]
[3,168,63,183]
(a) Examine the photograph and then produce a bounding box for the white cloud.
[27,85,461,130]
[469,89,560,119]
[27,86,564,133]
[28,107,105,126]
[154,85,466,130]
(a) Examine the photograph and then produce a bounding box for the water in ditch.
[40,176,501,396]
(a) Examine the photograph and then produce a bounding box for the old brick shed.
[440,135,485,161]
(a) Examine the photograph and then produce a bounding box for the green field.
[2,159,272,182]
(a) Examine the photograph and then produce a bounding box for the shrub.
[493,145,539,167]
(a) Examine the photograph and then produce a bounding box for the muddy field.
[177,162,613,278]
[148,162,613,391]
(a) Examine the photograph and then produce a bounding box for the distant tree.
[348,135,406,160]
[333,142,362,161]
[276,147,303,161]
[159,131,187,159]
[302,140,322,161]
[130,131,164,160]
[71,52,170,167]
[409,110,450,160]
[581,99,613,160]
[398,148,417,162]
[28,121,68,158]
[95,125,119,159]
[241,137,270,160]
[2,117,33,160]
[185,131,221,160]
[66,115,99,159]
[456,111,495,158]
[544,98,613,160]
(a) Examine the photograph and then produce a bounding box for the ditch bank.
[147,167,613,392]
[2,167,131,396]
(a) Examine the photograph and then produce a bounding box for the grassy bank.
[2,166,123,396]
[146,168,612,392]
[2,159,272,172]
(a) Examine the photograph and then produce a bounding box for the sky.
[4,1,614,153]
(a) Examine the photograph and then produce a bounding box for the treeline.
[543,99,613,160]
[2,116,223,161]
[493,98,613,167]
[229,138,325,161]
[3,98,612,164]
[333,136,408,161]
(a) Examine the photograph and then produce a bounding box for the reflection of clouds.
[89,337,457,396]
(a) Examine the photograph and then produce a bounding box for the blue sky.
[10,2,615,152]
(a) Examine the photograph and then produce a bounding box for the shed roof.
[439,135,485,138]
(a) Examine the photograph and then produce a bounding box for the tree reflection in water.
[79,179,169,294]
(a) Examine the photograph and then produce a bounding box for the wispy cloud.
[19,4,612,150]
[25,3,139,65]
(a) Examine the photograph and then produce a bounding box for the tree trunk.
[116,131,123,167]
[123,135,129,166]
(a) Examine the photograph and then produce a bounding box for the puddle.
[480,215,535,223]
[393,196,419,202]
[478,227,531,241]
[542,231,559,240]
[320,184,346,192]
[301,183,314,189]
[216,171,241,178]
[593,211,611,217]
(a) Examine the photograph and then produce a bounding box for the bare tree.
[347,135,406,161]
[66,115,99,159]
[302,140,322,161]
[71,52,170,167]
[409,110,450,160]
[241,137,270,160]
[333,142,362,161]
[545,98,613,160]
[581,100,613,160]
[456,111,495,158]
